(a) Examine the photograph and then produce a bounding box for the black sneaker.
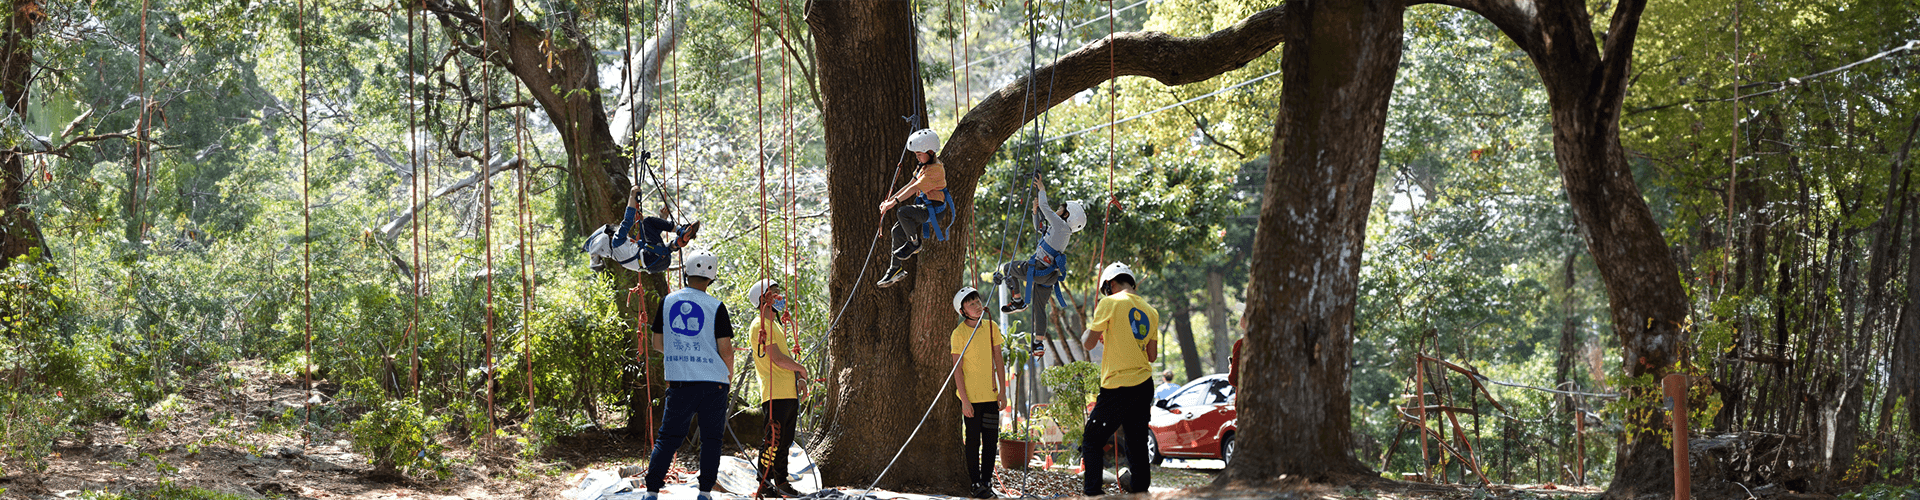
[876,268,908,288]
[893,241,921,261]
[772,482,803,497]
[1001,299,1027,314]
[971,484,994,499]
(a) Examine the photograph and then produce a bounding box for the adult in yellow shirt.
[948,287,1004,498]
[1078,262,1159,496]
[748,279,809,498]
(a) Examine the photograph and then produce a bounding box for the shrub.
[347,398,450,479]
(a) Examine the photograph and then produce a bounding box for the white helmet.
[748,279,780,308]
[684,250,719,280]
[582,224,618,258]
[1099,261,1135,294]
[1064,201,1088,232]
[952,286,980,316]
[906,129,940,154]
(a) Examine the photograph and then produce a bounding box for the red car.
[1147,374,1236,464]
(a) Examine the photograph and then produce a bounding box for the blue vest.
[660,288,731,383]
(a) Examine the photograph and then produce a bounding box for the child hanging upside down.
[876,128,948,288]
[583,184,700,274]
[993,177,1085,313]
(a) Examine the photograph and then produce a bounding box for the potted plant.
[998,420,1037,470]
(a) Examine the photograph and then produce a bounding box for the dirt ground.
[0,361,1610,500]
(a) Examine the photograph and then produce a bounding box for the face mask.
[772,298,787,312]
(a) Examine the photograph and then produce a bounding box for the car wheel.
[1146,432,1164,466]
[1220,433,1235,465]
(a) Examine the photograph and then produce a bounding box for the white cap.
[1064,201,1088,232]
[749,279,780,308]
[906,129,940,153]
[684,250,719,280]
[1099,262,1135,292]
[952,286,980,316]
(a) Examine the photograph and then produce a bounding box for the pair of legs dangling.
[877,199,942,287]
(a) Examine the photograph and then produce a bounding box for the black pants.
[758,398,799,487]
[1081,381,1152,495]
[963,401,1000,486]
[888,200,942,263]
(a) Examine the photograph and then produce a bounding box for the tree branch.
[378,155,525,241]
[941,4,1290,178]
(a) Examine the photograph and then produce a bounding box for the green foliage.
[1840,484,1920,500]
[347,397,452,479]
[1039,361,1100,449]
[75,482,259,500]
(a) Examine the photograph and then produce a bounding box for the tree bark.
[1225,0,1403,483]
[1428,0,1684,494]
[807,0,966,491]
[0,0,42,269]
[1170,291,1204,382]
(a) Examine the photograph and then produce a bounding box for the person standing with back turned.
[640,251,735,500]
[1078,262,1159,495]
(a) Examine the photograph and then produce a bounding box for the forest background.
[1,0,1917,495]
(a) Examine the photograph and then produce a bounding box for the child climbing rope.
[875,128,948,288]
[640,251,734,500]
[949,287,1006,498]
[993,177,1086,313]
[749,279,809,498]
[584,184,701,274]
[1079,262,1159,496]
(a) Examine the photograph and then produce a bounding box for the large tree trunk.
[1431,0,1683,494]
[0,0,41,269]
[804,1,1294,489]
[1225,0,1402,483]
[807,0,967,491]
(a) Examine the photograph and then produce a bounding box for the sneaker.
[971,484,995,499]
[876,267,908,288]
[755,484,792,498]
[772,482,803,497]
[697,491,713,500]
[892,241,921,261]
[674,221,702,248]
[640,492,659,500]
[1001,299,1027,314]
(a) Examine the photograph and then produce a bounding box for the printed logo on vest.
[670,301,707,337]
[1128,307,1151,340]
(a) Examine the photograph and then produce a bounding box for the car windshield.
[1169,379,1221,408]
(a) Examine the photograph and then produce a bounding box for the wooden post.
[1416,354,1431,482]
[1573,395,1586,486]
[1663,373,1690,500]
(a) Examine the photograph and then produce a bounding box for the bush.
[347,398,450,479]
[1040,361,1101,449]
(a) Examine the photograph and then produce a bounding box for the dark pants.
[963,401,1001,486]
[615,216,678,272]
[757,398,799,487]
[999,258,1062,305]
[1082,381,1152,495]
[646,381,730,492]
[888,200,942,264]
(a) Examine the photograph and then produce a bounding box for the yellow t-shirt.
[1088,291,1160,389]
[751,317,797,403]
[948,319,1004,403]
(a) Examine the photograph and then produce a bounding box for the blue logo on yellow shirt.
[669,301,707,337]
[1128,308,1150,340]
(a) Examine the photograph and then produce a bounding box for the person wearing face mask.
[748,279,809,497]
